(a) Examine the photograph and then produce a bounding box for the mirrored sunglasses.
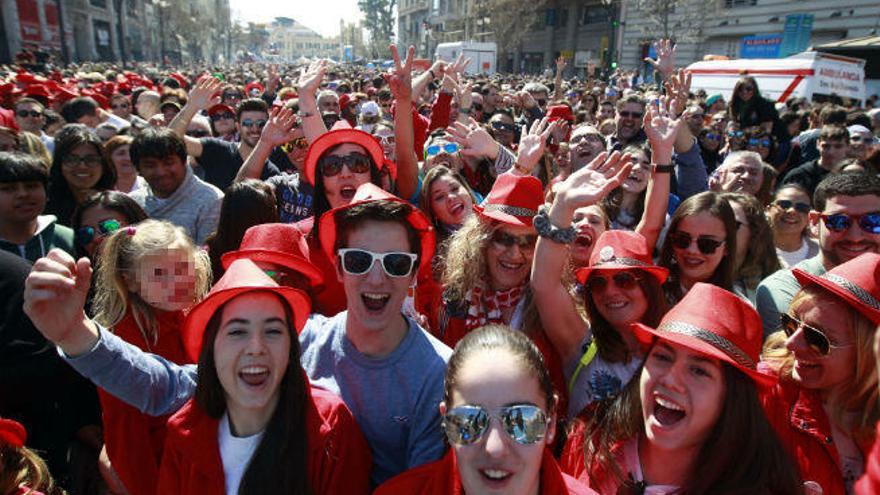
[820,212,880,234]
[337,248,417,278]
[241,118,267,129]
[75,218,122,246]
[281,137,309,153]
[443,404,548,445]
[425,142,460,158]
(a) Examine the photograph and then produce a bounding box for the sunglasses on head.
[281,137,308,153]
[618,111,643,119]
[748,138,771,147]
[425,142,460,158]
[820,212,880,234]
[337,248,418,278]
[774,199,811,214]
[668,231,725,255]
[241,118,267,129]
[491,231,537,251]
[318,152,372,177]
[491,121,517,133]
[442,404,548,446]
[75,218,122,246]
[780,313,851,356]
[211,112,235,121]
[587,271,643,293]
[16,110,42,118]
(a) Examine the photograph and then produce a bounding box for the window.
[90,0,107,7]
[580,5,611,25]
[724,0,757,7]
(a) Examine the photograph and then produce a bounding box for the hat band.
[482,204,537,218]
[593,256,651,269]
[823,273,880,311]
[657,321,756,370]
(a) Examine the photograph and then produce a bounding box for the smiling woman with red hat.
[157,258,371,495]
[562,283,802,494]
[762,253,880,495]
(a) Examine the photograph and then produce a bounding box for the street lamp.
[152,0,169,66]
[113,0,127,67]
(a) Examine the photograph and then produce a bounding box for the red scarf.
[464,284,525,331]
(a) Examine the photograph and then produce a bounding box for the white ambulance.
[435,42,497,75]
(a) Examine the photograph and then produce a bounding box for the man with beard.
[756,172,880,335]
[782,125,851,198]
[609,94,647,151]
[169,77,287,192]
[710,151,764,197]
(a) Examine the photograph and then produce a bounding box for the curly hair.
[441,214,495,302]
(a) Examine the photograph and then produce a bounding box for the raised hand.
[514,117,557,175]
[447,52,471,79]
[23,249,98,355]
[386,44,415,101]
[643,95,683,164]
[457,81,473,110]
[555,56,567,73]
[447,118,500,159]
[644,39,676,77]
[664,69,691,117]
[188,76,222,110]
[297,59,327,97]
[518,90,537,110]
[267,63,280,93]
[553,151,633,213]
[260,106,302,148]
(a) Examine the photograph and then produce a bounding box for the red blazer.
[156,384,372,495]
[100,310,188,495]
[375,448,596,494]
[761,377,873,495]
[856,423,880,494]
[296,217,347,317]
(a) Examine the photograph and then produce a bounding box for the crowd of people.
[1,39,880,494]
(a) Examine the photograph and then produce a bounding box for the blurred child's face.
[127,245,198,311]
[0,181,46,225]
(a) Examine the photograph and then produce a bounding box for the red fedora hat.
[208,103,235,117]
[473,174,543,228]
[0,418,26,448]
[303,121,384,185]
[576,230,669,285]
[632,283,776,387]
[318,183,435,275]
[221,223,324,288]
[182,259,311,363]
[793,252,880,325]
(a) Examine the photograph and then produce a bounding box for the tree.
[631,0,714,43]
[485,0,550,53]
[358,0,396,59]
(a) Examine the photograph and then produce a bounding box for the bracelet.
[534,205,577,244]
[458,107,471,115]
[296,111,315,118]
[429,70,437,80]
[653,163,674,173]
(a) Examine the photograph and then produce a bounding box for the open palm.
[558,152,633,209]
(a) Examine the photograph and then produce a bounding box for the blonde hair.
[441,214,495,302]
[17,131,51,169]
[0,444,60,495]
[762,287,879,442]
[92,219,211,347]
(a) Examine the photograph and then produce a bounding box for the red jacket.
[156,384,372,495]
[761,377,873,495]
[374,448,596,494]
[856,423,880,494]
[100,310,188,495]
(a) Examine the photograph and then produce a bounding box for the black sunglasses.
[491,231,537,250]
[587,271,643,293]
[668,231,725,255]
[211,112,235,121]
[491,121,517,133]
[16,110,42,118]
[186,129,211,138]
[780,313,851,356]
[774,199,811,214]
[618,111,643,119]
[820,212,880,234]
[318,152,372,177]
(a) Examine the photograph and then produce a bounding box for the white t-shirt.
[218,413,264,495]
[776,238,811,269]
[565,336,643,418]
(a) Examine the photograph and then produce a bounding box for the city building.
[268,16,338,61]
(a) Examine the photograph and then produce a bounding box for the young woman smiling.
[157,258,372,494]
[768,183,818,269]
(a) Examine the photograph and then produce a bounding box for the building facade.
[268,17,338,61]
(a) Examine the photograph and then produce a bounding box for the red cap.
[169,73,188,89]
[245,81,264,96]
[0,418,26,448]
[546,104,574,122]
[207,103,235,117]
[24,84,51,99]
[221,223,324,288]
[793,253,880,325]
[303,121,384,185]
[338,93,351,111]
[632,283,776,387]
[473,174,543,227]
[318,183,435,275]
[182,259,311,363]
[576,230,669,285]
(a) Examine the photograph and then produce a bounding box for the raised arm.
[235,106,301,182]
[636,95,681,251]
[297,60,329,143]
[387,44,419,199]
[531,152,633,364]
[553,57,567,101]
[411,59,445,103]
[507,117,557,177]
[169,76,222,158]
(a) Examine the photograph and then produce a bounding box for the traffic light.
[611,61,618,69]
[612,20,620,28]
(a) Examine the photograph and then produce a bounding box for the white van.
[686,51,866,106]
[435,42,497,75]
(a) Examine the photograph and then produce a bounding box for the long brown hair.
[583,350,802,494]
[720,192,780,290]
[194,291,311,495]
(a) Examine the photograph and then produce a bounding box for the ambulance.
[686,51,866,106]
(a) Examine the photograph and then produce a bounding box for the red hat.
[303,121,385,185]
[576,230,669,285]
[169,73,188,89]
[245,81,264,97]
[0,418,26,448]
[182,259,311,362]
[338,93,352,111]
[546,104,574,123]
[793,253,880,325]
[473,174,543,227]
[222,223,324,288]
[318,183,435,275]
[24,84,51,99]
[207,103,235,117]
[54,87,79,103]
[632,283,776,387]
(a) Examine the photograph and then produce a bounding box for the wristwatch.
[534,206,577,244]
[653,163,674,173]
